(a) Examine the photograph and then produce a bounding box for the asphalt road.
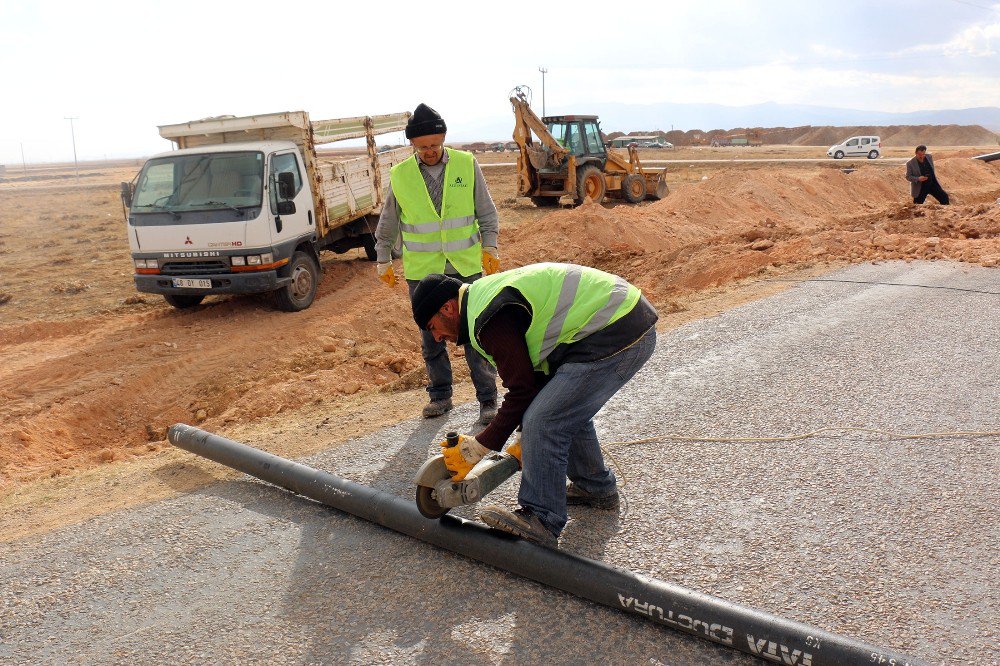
[2,261,997,665]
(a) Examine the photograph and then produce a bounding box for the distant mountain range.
[461,102,1000,141]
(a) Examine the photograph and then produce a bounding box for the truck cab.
[127,141,317,310]
[123,110,411,311]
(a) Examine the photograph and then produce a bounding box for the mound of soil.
[504,158,1000,303]
[660,125,998,147]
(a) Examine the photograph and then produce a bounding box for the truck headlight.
[231,256,246,266]
[247,255,262,265]
[260,252,273,264]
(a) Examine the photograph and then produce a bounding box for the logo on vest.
[451,176,468,188]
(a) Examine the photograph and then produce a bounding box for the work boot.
[480,505,558,549]
[566,482,620,509]
[478,399,498,426]
[422,398,453,418]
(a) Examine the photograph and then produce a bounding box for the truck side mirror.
[277,172,296,200]
[120,181,134,208]
[276,200,296,215]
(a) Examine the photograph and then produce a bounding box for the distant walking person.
[905,145,950,205]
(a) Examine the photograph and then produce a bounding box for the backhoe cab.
[510,87,669,207]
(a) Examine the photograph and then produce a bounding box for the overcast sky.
[1,0,998,164]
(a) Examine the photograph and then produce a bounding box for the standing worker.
[905,145,950,205]
[375,103,501,425]
[410,262,659,548]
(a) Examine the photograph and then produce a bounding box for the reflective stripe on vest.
[465,263,641,374]
[389,148,481,279]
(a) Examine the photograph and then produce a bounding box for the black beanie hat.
[411,274,462,329]
[405,103,447,140]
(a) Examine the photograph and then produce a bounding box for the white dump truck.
[121,110,411,310]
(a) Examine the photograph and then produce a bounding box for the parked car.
[828,136,881,159]
[645,142,673,149]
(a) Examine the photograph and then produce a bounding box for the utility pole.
[20,142,27,176]
[64,116,79,180]
[538,67,548,116]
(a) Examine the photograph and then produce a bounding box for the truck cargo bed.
[316,147,411,228]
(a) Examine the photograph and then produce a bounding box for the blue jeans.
[519,328,656,535]
[407,275,497,403]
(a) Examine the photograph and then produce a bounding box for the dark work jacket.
[458,287,658,448]
[905,154,938,199]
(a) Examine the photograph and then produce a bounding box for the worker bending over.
[410,262,658,547]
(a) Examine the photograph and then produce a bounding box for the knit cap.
[405,103,447,139]
[411,274,462,329]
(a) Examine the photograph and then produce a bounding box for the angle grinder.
[413,431,521,519]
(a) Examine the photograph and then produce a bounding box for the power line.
[947,0,998,11]
[64,116,79,180]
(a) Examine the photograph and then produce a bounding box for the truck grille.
[160,260,229,275]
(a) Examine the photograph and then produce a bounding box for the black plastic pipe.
[168,424,928,666]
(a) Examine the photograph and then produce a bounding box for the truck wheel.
[362,233,377,261]
[574,165,606,205]
[163,294,205,309]
[275,251,318,312]
[834,150,845,159]
[621,174,646,204]
[530,195,560,207]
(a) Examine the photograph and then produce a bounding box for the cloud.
[895,19,1000,58]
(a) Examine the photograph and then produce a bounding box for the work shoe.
[480,506,558,548]
[478,399,498,426]
[566,482,620,509]
[422,398,453,418]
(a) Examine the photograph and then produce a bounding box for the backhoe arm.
[511,94,569,196]
[510,96,568,158]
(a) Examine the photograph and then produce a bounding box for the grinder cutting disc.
[413,453,453,519]
[415,485,449,519]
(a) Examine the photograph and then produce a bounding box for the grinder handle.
[445,431,459,448]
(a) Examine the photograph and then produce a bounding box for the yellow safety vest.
[466,263,641,374]
[390,148,482,279]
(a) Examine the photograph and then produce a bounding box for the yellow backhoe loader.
[510,86,669,207]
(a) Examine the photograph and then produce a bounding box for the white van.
[828,136,881,159]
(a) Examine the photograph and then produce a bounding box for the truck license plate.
[172,278,212,289]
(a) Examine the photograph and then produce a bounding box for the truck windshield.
[131,151,264,214]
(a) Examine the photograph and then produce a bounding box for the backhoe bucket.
[644,170,669,200]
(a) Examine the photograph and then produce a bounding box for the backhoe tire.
[574,165,606,205]
[530,195,560,208]
[163,294,205,309]
[621,174,646,204]
[274,251,319,312]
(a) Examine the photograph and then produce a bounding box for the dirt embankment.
[647,124,999,147]
[506,157,1000,301]
[1,157,998,494]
